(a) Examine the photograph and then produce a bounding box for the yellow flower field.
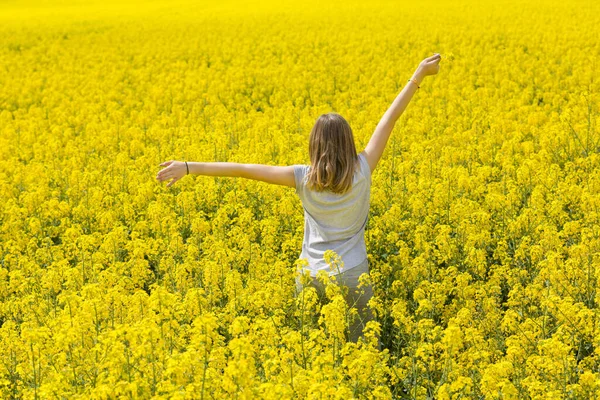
[1,0,599,398]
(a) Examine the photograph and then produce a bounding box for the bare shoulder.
[358,151,372,176]
[358,150,376,175]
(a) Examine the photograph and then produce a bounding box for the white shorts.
[295,258,381,349]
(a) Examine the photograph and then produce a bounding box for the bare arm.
[362,53,441,173]
[156,160,295,188]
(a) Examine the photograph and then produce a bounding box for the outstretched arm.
[156,160,295,188]
[362,53,441,173]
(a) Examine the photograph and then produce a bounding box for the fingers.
[156,167,173,181]
[426,56,442,66]
[157,172,173,181]
[157,160,176,182]
[156,169,168,180]
[426,53,441,62]
[157,173,178,187]
[156,160,181,188]
[166,177,179,187]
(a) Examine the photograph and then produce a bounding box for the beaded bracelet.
[185,161,189,175]
[408,78,421,89]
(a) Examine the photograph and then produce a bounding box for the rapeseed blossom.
[0,0,599,397]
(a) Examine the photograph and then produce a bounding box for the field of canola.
[1,0,600,398]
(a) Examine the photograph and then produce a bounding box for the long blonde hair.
[306,113,358,194]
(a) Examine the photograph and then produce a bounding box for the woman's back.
[293,152,371,277]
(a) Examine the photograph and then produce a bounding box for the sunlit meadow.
[1,0,599,398]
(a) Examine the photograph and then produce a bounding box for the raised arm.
[362,53,441,173]
[156,160,295,188]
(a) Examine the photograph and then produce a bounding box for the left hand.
[417,53,441,76]
[156,160,186,187]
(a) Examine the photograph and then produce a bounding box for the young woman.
[156,53,441,346]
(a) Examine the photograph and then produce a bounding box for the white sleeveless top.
[293,152,371,277]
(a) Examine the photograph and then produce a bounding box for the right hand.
[156,160,186,188]
[417,53,441,76]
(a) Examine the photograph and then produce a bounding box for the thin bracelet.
[408,78,421,89]
[185,161,189,175]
